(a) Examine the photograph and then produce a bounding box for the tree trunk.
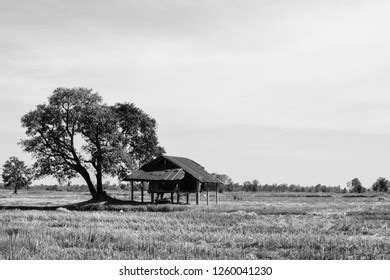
[78,162,121,202]
[95,144,105,200]
[14,184,17,194]
[78,167,98,199]
[96,169,103,198]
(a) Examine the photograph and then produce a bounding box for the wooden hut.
[124,155,223,205]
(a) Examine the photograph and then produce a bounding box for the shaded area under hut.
[123,155,223,205]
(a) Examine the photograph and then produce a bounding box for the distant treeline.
[221,182,346,193]
[1,182,344,193]
[212,174,389,193]
[220,177,389,193]
[1,178,388,194]
[0,182,125,192]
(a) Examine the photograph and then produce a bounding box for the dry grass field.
[0,188,389,260]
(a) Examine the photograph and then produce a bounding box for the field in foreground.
[0,189,389,259]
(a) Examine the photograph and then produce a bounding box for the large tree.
[20,87,165,200]
[2,157,33,194]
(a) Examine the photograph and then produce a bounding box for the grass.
[0,189,389,259]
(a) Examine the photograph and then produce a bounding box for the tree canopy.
[20,87,165,200]
[211,173,233,185]
[2,156,33,194]
[349,178,366,193]
[372,177,389,192]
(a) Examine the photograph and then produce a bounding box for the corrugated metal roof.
[163,156,223,184]
[126,168,185,181]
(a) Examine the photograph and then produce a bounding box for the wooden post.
[196,181,200,205]
[215,183,218,205]
[151,192,154,203]
[170,192,174,204]
[141,182,144,203]
[186,193,189,204]
[177,192,180,204]
[206,183,209,205]
[131,181,134,201]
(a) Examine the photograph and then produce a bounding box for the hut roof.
[126,168,185,181]
[162,156,221,184]
[125,155,222,184]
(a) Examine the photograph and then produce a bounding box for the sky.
[1,0,390,187]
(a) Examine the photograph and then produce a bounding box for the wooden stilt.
[196,181,201,205]
[131,181,134,201]
[170,192,174,204]
[151,192,154,203]
[186,193,189,204]
[206,183,209,205]
[215,183,218,205]
[195,182,200,205]
[141,182,144,203]
[177,192,180,204]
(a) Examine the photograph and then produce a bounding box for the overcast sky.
[1,0,390,187]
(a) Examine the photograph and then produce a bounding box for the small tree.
[349,178,366,193]
[2,157,33,194]
[242,179,259,192]
[210,173,233,192]
[53,168,76,187]
[372,177,389,192]
[211,173,233,185]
